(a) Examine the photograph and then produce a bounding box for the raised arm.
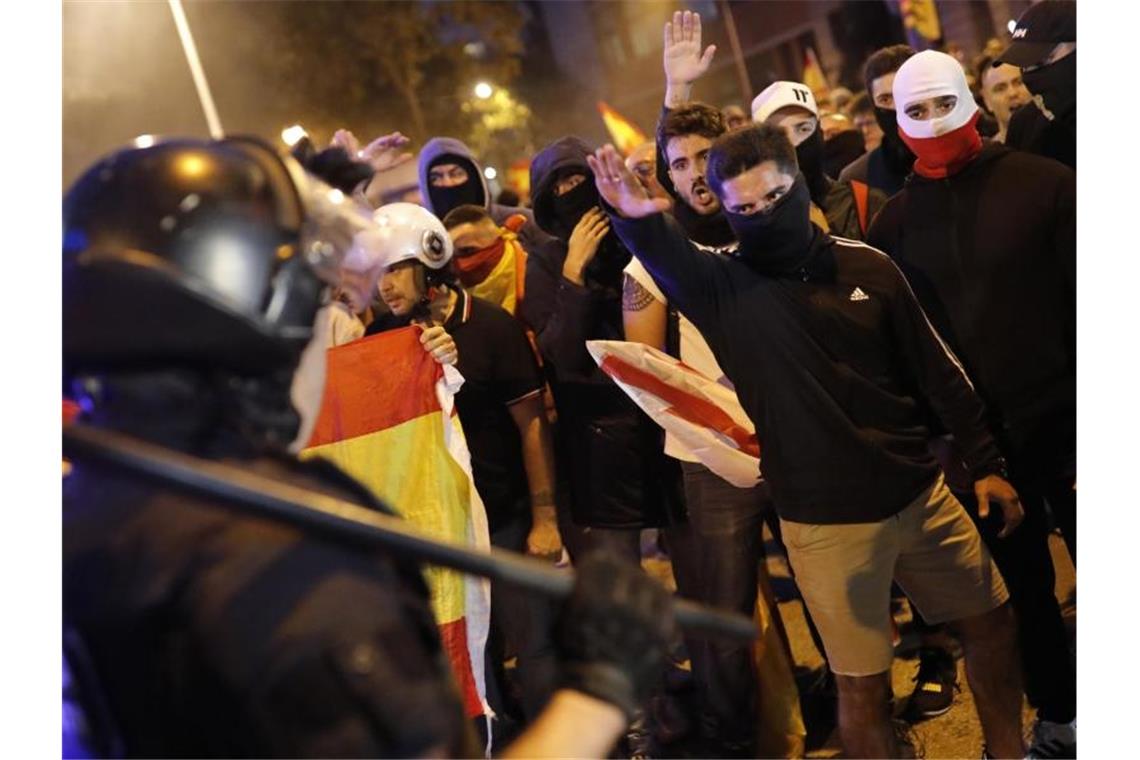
[663,10,717,108]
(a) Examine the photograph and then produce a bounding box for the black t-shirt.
[368,290,543,531]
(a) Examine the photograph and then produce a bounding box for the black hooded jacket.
[523,136,681,529]
[866,142,1075,440]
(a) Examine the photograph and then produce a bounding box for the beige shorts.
[779,474,1009,677]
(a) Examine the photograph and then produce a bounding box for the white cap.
[751,81,819,123]
[353,202,453,272]
[893,50,978,139]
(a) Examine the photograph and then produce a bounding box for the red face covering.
[898,111,983,179]
[453,236,506,287]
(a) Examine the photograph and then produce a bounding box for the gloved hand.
[555,552,676,720]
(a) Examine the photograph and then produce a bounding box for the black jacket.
[63,386,475,757]
[608,213,1005,525]
[866,143,1075,440]
[524,137,682,529]
[1006,101,1076,171]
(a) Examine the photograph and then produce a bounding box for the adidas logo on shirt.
[849,287,870,302]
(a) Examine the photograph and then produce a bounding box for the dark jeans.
[679,461,767,746]
[485,513,559,725]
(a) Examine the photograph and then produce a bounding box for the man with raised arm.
[588,127,1028,759]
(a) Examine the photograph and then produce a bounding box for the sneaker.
[1027,718,1076,758]
[906,647,959,719]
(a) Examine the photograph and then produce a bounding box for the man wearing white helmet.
[867,49,1076,758]
[751,80,885,241]
[361,203,565,733]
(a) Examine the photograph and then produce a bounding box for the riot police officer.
[62,137,676,758]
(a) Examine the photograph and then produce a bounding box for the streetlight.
[474,82,493,100]
[281,124,308,147]
[484,167,498,180]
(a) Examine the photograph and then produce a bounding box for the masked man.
[589,124,1029,759]
[866,50,1076,757]
[997,0,1076,170]
[442,204,531,318]
[752,81,886,241]
[839,45,918,196]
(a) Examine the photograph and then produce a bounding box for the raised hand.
[663,10,716,107]
[664,10,716,87]
[586,145,673,220]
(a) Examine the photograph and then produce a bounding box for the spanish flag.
[900,0,942,43]
[802,46,831,101]
[597,101,650,157]
[302,326,492,719]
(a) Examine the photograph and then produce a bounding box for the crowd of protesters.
[62,1,1076,758]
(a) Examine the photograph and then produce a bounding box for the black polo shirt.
[367,289,543,531]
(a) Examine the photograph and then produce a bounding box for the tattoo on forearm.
[623,274,657,312]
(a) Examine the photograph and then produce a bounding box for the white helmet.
[355,202,453,273]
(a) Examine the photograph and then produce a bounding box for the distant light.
[1007,19,1017,33]
[281,124,308,147]
[464,41,486,58]
[474,82,493,99]
[176,154,208,178]
[484,166,498,180]
[133,134,156,149]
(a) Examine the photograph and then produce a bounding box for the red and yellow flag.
[597,101,650,157]
[802,46,831,101]
[302,327,492,718]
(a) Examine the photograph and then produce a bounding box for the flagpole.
[168,0,225,139]
[63,424,759,642]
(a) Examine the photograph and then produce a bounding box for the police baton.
[63,424,758,642]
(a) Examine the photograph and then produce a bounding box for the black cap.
[997,1,1076,69]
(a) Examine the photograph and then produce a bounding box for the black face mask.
[873,106,917,176]
[1021,50,1076,123]
[725,173,818,276]
[549,176,631,286]
[428,159,485,217]
[550,178,598,241]
[795,128,830,206]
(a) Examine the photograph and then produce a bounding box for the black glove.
[555,552,676,720]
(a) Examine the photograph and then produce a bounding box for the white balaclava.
[893,50,978,139]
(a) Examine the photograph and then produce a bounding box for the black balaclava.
[795,128,830,207]
[550,170,631,287]
[1021,51,1076,124]
[873,106,918,175]
[725,173,819,276]
[427,155,484,217]
[549,174,597,239]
